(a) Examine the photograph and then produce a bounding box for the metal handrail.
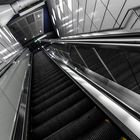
[42,28,140,41]
[11,53,32,140]
[43,36,140,52]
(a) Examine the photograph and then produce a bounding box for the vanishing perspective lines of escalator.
[30,51,127,140]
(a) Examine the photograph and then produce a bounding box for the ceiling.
[8,8,44,44]
[0,0,16,4]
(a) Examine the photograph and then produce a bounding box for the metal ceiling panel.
[8,8,44,44]
[26,15,35,24]
[18,19,27,28]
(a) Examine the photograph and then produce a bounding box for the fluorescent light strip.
[51,15,55,25]
[52,9,56,20]
[57,6,61,20]
[56,29,60,37]
[59,0,64,13]
[12,42,19,47]
[3,51,17,60]
[0,8,11,15]
[3,27,13,38]
[68,29,74,33]
[76,8,83,13]
[66,24,72,29]
[62,19,76,27]
[62,16,69,21]
[0,49,7,54]
[68,0,72,11]
[79,19,84,22]
[0,29,11,43]
[4,28,17,41]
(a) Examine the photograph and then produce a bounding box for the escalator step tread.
[32,76,68,93]
[32,72,65,87]
[32,90,85,126]
[31,98,93,139]
[76,121,122,140]
[32,80,73,105]
[44,107,105,140]
[32,85,80,115]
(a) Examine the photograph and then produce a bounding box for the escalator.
[29,51,127,140]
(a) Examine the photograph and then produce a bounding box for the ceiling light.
[57,6,61,20]
[40,30,42,33]
[3,27,13,38]
[24,38,27,40]
[3,50,17,60]
[59,0,63,13]
[3,27,17,41]
[12,42,19,47]
[76,8,83,13]
[68,29,74,33]
[66,24,72,29]
[68,0,72,11]
[62,19,76,27]
[56,28,60,37]
[62,16,69,21]
[37,14,40,18]
[79,19,84,22]
[51,15,55,25]
[0,49,7,54]
[0,29,11,43]
[52,9,56,20]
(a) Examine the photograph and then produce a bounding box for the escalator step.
[76,121,122,140]
[32,70,64,86]
[32,84,79,115]
[31,80,73,105]
[44,107,105,140]
[32,90,85,126]
[31,98,93,139]
[32,76,68,93]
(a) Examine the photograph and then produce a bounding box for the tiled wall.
[47,0,140,37]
